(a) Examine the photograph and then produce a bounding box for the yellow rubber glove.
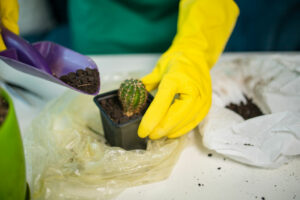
[138,0,239,139]
[0,0,19,51]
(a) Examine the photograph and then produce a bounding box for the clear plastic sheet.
[24,91,185,200]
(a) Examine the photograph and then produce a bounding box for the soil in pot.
[226,95,263,120]
[99,95,148,124]
[59,67,99,94]
[0,96,9,126]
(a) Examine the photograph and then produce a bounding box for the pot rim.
[93,89,153,128]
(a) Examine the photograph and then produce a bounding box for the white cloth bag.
[199,56,300,168]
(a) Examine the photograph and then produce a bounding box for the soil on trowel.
[0,96,9,126]
[59,67,99,94]
[99,95,149,124]
[226,96,263,120]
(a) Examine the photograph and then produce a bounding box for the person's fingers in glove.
[147,83,199,140]
[166,65,212,138]
[0,0,19,51]
[167,95,211,138]
[138,76,176,138]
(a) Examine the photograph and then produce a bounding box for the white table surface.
[1,53,300,200]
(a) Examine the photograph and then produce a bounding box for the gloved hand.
[138,0,239,139]
[0,0,19,51]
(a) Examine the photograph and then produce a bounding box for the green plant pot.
[0,88,27,200]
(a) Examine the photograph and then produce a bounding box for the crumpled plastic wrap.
[24,91,185,200]
[199,55,300,168]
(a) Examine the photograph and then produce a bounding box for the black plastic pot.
[94,90,153,150]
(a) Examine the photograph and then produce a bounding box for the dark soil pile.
[59,68,99,94]
[99,95,148,124]
[226,96,263,120]
[0,96,9,126]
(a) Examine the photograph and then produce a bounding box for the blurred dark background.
[20,0,300,54]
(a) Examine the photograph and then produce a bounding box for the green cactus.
[118,79,148,117]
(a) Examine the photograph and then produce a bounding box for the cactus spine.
[118,79,148,117]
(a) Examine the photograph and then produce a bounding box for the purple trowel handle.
[1,26,52,74]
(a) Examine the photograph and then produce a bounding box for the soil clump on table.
[226,96,264,120]
[99,95,149,124]
[0,96,9,126]
[59,67,99,94]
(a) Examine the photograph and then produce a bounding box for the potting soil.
[59,67,99,94]
[0,96,8,126]
[226,95,263,120]
[99,95,148,124]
